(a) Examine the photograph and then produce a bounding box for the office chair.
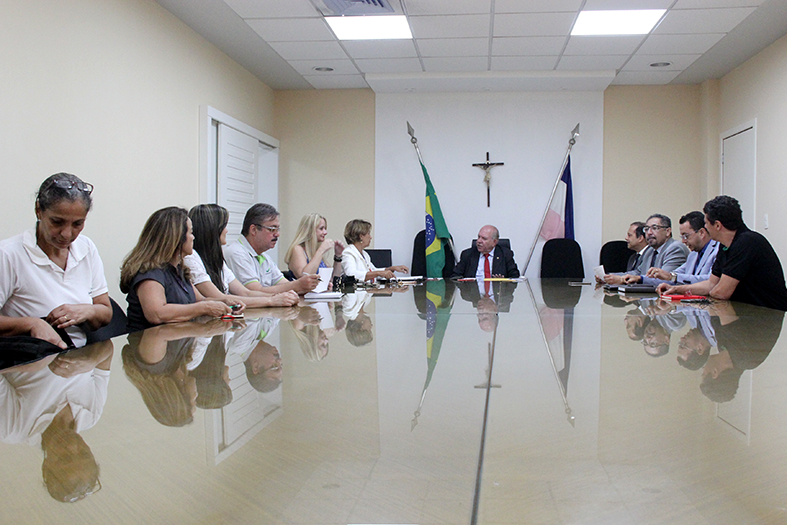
[411,229,456,278]
[541,238,584,278]
[599,240,634,273]
[366,249,392,269]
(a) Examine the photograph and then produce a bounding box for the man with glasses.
[224,203,319,295]
[626,211,718,286]
[659,196,787,311]
[602,214,687,285]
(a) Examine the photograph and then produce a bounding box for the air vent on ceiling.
[323,0,395,16]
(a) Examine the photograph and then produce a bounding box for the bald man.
[451,225,519,279]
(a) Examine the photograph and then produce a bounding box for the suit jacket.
[451,245,519,279]
[614,246,653,276]
[646,237,689,273]
[458,281,517,312]
[642,240,719,286]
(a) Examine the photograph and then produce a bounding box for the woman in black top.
[120,207,238,332]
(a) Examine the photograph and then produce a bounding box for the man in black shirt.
[658,195,787,311]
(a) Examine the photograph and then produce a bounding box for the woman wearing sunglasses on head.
[184,204,299,308]
[0,173,112,349]
[120,207,239,333]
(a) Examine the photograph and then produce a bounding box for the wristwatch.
[670,272,677,282]
[334,255,342,262]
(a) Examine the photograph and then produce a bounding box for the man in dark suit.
[451,225,519,279]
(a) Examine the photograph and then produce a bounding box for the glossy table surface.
[1,279,786,524]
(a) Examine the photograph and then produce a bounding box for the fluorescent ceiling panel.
[325,15,412,40]
[571,10,666,35]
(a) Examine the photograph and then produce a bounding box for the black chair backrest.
[282,270,296,281]
[411,229,455,278]
[86,297,129,344]
[541,238,584,278]
[599,240,634,273]
[366,249,392,269]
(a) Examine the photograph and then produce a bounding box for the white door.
[721,124,756,229]
[218,123,259,238]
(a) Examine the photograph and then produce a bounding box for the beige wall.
[0,0,275,300]
[719,32,787,260]
[274,89,376,263]
[602,85,703,242]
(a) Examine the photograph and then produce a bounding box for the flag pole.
[521,123,580,276]
[407,122,458,264]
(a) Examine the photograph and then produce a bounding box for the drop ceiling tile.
[354,57,424,73]
[269,41,348,60]
[563,35,644,55]
[287,59,360,75]
[406,0,492,15]
[557,54,628,70]
[493,13,577,37]
[654,7,755,34]
[638,33,725,54]
[673,0,764,8]
[624,53,701,70]
[492,36,566,56]
[495,0,582,13]
[584,0,673,9]
[422,56,489,71]
[491,55,559,70]
[224,0,318,19]
[303,74,370,89]
[343,40,418,59]
[611,70,681,84]
[409,14,491,38]
[246,18,335,42]
[417,38,489,57]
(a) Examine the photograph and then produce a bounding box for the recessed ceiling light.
[325,15,412,40]
[313,66,335,72]
[571,10,665,36]
[650,61,672,68]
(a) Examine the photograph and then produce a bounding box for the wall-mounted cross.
[472,152,505,207]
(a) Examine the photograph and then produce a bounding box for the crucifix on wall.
[472,152,505,207]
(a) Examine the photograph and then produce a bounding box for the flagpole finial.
[407,121,417,144]
[569,123,580,146]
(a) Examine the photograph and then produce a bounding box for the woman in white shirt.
[341,219,407,282]
[185,204,298,309]
[0,173,112,349]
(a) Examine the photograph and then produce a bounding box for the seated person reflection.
[185,204,298,309]
[659,196,787,311]
[342,291,374,347]
[226,316,285,393]
[284,213,344,283]
[190,335,232,409]
[604,214,688,285]
[224,204,319,295]
[625,211,719,286]
[0,173,112,349]
[341,219,408,282]
[0,339,113,503]
[451,225,519,279]
[121,207,237,332]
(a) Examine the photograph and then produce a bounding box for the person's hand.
[202,300,232,318]
[646,267,671,280]
[29,318,67,349]
[595,275,605,285]
[271,291,299,307]
[657,283,676,296]
[317,239,334,256]
[377,270,394,280]
[298,306,322,325]
[333,240,345,256]
[622,274,641,284]
[221,298,245,314]
[388,265,408,274]
[294,274,320,293]
[603,274,624,285]
[50,352,97,378]
[46,303,94,330]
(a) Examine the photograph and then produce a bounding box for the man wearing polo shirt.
[626,211,719,286]
[224,203,319,295]
[658,196,787,311]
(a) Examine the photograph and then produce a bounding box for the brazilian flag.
[424,280,451,390]
[421,160,452,278]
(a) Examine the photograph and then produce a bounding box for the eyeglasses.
[254,224,279,233]
[43,178,94,195]
[643,225,667,233]
[680,231,696,240]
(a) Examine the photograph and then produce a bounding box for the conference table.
[1,279,786,524]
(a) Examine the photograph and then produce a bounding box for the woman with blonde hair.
[284,213,344,281]
[120,207,236,332]
[186,204,298,308]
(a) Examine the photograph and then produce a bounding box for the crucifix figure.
[472,152,504,207]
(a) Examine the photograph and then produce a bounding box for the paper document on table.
[310,267,333,293]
